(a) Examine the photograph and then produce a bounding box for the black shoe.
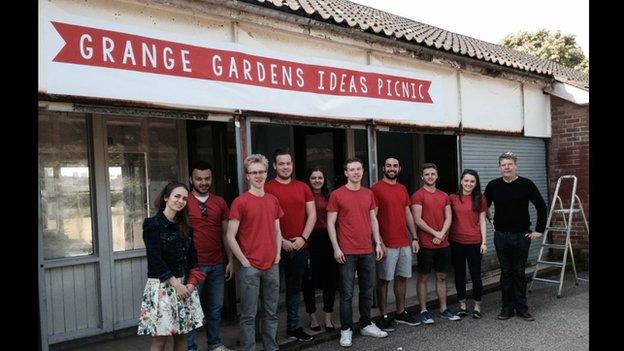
[309,323,322,332]
[497,310,515,320]
[395,311,421,326]
[287,327,313,341]
[516,310,535,321]
[471,310,483,319]
[379,315,396,332]
[324,323,336,331]
[456,308,468,318]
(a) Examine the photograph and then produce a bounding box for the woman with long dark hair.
[449,169,488,319]
[137,181,205,351]
[302,167,338,331]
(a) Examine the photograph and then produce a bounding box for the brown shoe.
[516,310,535,321]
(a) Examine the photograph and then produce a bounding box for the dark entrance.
[251,122,369,190]
[186,120,239,319]
[293,127,345,189]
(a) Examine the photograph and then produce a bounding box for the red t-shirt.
[188,193,230,265]
[265,179,314,240]
[326,185,377,255]
[449,194,487,245]
[313,192,328,231]
[410,187,451,249]
[229,192,284,271]
[371,180,410,248]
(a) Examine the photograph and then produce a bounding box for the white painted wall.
[39,0,232,94]
[524,85,552,137]
[460,72,523,132]
[369,53,459,127]
[39,0,550,133]
[237,22,368,65]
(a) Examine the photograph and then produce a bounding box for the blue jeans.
[339,253,375,331]
[187,264,225,350]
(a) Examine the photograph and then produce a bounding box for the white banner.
[42,10,455,123]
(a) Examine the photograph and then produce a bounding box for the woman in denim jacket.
[137,181,205,351]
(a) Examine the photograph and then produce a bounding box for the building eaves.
[245,0,588,90]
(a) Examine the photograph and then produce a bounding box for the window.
[39,112,94,259]
[106,117,179,251]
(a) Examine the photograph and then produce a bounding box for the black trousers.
[493,231,531,313]
[302,229,338,314]
[450,242,483,302]
[280,248,308,331]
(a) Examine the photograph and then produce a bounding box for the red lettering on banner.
[51,21,433,104]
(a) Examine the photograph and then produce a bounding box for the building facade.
[38,0,589,348]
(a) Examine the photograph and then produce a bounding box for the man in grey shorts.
[371,157,421,331]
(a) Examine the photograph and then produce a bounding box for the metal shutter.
[461,134,548,271]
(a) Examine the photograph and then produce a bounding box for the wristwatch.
[412,237,419,242]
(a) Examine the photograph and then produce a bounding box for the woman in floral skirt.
[137,181,205,351]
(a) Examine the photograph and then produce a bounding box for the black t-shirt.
[484,176,547,233]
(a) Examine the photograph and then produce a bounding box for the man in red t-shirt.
[410,163,460,324]
[327,157,387,348]
[265,149,316,342]
[186,161,233,351]
[226,154,283,351]
[371,157,420,332]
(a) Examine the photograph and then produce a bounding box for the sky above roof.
[349,0,589,57]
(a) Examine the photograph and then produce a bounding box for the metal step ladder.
[529,175,589,298]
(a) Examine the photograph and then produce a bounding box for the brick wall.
[547,96,589,251]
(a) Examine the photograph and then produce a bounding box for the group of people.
[137,150,547,350]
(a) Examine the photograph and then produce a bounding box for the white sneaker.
[340,328,353,347]
[209,346,233,351]
[360,322,388,338]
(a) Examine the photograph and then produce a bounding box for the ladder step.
[540,243,566,250]
[553,209,580,214]
[537,260,564,267]
[546,227,570,232]
[532,277,560,284]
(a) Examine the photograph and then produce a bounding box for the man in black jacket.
[484,152,547,322]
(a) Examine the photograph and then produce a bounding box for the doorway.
[376,131,458,195]
[250,122,369,190]
[186,120,239,319]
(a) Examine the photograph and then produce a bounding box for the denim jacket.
[143,211,198,282]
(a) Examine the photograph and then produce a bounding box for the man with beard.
[264,149,317,342]
[327,157,388,348]
[186,161,233,351]
[410,163,460,324]
[371,157,421,332]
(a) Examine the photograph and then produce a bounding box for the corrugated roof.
[244,0,589,89]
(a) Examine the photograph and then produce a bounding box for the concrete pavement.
[60,270,588,351]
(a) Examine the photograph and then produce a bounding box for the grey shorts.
[377,246,413,281]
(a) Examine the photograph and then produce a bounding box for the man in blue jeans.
[187,161,234,351]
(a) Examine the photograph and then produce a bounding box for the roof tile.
[245,0,588,88]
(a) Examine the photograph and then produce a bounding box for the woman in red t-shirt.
[302,167,339,331]
[449,169,488,319]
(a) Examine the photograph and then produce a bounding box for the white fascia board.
[547,82,589,105]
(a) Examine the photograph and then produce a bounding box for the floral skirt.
[137,277,204,336]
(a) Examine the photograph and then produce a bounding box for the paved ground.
[62,271,588,350]
[304,274,588,351]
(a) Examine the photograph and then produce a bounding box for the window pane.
[39,112,94,260]
[107,117,179,251]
